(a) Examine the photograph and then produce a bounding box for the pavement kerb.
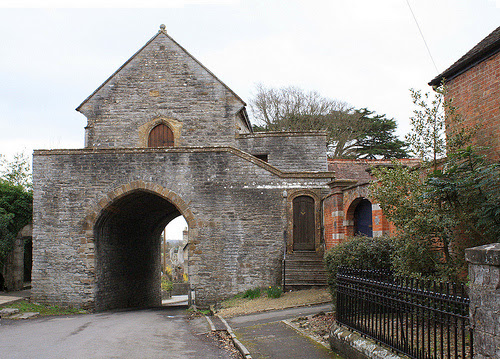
[204,315,216,332]
[216,314,252,359]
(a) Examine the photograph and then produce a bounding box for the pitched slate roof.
[429,26,500,86]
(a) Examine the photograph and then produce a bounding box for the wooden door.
[148,124,174,147]
[293,196,315,251]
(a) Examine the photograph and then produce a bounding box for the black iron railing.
[336,267,473,359]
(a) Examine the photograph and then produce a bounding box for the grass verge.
[1,300,88,316]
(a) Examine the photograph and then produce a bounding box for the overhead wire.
[405,0,440,74]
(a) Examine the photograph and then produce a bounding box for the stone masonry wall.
[32,147,331,309]
[236,132,328,172]
[78,30,246,149]
[33,27,335,310]
[446,51,500,162]
[465,243,500,359]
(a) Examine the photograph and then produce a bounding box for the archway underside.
[94,190,181,311]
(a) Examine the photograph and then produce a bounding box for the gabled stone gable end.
[78,26,250,149]
[32,26,333,310]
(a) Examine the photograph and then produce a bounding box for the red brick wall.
[446,51,500,162]
[323,194,335,249]
[323,192,345,249]
[323,183,396,251]
[372,205,395,235]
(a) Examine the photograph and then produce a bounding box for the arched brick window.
[148,124,174,147]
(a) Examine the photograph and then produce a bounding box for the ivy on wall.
[0,153,33,271]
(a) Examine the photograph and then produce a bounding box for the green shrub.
[161,276,173,292]
[324,235,394,294]
[390,233,464,281]
[0,180,32,272]
[242,288,261,299]
[266,286,282,298]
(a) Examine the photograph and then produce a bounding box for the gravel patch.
[286,311,335,347]
[207,331,244,359]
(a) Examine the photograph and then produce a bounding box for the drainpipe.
[163,230,167,273]
[321,197,326,254]
[282,229,287,290]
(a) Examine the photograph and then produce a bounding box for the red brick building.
[429,26,500,162]
[322,27,499,252]
[323,158,420,250]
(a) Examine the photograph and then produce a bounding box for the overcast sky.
[0,1,499,237]
[1,0,499,160]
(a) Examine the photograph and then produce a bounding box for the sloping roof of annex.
[429,25,500,86]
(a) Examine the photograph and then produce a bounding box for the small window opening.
[253,154,268,162]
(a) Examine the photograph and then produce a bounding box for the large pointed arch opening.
[93,188,191,311]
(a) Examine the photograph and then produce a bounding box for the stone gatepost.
[465,243,500,359]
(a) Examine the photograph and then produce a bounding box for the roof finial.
[160,24,166,32]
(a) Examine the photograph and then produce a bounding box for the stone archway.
[86,182,196,311]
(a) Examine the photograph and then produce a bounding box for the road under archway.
[94,190,185,311]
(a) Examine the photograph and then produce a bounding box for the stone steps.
[283,251,328,289]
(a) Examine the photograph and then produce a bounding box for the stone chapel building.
[32,26,392,310]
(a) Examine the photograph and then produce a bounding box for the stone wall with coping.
[236,131,328,172]
[465,243,500,359]
[32,147,332,309]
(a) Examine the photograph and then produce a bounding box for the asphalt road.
[0,306,236,359]
[1,303,343,359]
